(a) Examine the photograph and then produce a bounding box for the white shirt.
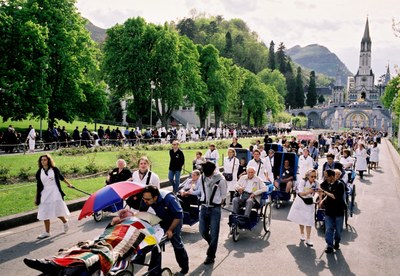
[298,155,314,180]
[131,170,160,189]
[247,159,269,182]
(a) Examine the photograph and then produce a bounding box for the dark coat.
[35,167,66,205]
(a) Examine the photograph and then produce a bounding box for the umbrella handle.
[71,186,92,196]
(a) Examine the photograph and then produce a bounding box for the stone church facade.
[292,18,392,132]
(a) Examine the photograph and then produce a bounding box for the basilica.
[292,18,392,132]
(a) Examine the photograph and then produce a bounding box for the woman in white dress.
[369,142,379,169]
[223,148,239,204]
[287,169,319,247]
[35,154,73,239]
[354,143,368,179]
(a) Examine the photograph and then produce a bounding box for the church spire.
[361,17,371,51]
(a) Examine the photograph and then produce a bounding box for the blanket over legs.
[53,217,159,274]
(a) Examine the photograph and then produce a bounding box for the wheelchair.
[228,183,273,242]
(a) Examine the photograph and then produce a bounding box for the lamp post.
[150,81,155,129]
[240,101,244,129]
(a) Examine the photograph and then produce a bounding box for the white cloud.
[76,0,400,76]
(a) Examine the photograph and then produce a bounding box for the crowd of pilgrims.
[0,124,293,152]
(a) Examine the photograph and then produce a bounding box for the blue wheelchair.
[270,152,299,209]
[228,183,274,242]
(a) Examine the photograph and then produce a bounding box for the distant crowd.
[0,124,293,153]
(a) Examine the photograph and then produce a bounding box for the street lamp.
[150,81,155,129]
[240,101,244,129]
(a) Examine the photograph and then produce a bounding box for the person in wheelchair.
[177,170,201,215]
[274,159,294,193]
[232,166,267,218]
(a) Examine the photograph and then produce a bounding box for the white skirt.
[287,196,315,227]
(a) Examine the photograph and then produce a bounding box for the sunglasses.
[142,197,153,201]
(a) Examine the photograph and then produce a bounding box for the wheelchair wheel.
[232,225,239,242]
[263,202,272,233]
[161,267,173,276]
[93,211,104,222]
[115,271,133,276]
[350,185,356,216]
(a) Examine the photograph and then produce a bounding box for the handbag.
[223,173,233,181]
[298,195,314,205]
[223,158,235,181]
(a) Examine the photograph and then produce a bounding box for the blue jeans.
[168,170,181,193]
[199,206,221,260]
[148,221,189,275]
[325,215,344,248]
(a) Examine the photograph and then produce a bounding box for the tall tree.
[176,17,197,40]
[267,40,276,70]
[306,71,317,107]
[285,65,297,109]
[223,31,233,58]
[26,0,106,127]
[197,44,221,128]
[103,17,154,126]
[295,66,305,108]
[276,42,287,75]
[0,0,49,121]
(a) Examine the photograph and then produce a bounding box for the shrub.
[0,165,10,183]
[19,166,32,181]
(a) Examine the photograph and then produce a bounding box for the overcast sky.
[76,0,400,79]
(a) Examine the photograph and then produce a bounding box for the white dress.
[37,169,70,220]
[287,179,317,227]
[355,148,368,171]
[28,128,36,151]
[223,157,239,192]
[369,147,379,163]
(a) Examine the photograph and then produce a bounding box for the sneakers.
[305,240,313,247]
[325,247,334,254]
[37,232,50,239]
[300,234,306,241]
[63,221,69,233]
[334,242,340,250]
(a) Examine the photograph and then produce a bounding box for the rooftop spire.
[361,17,371,44]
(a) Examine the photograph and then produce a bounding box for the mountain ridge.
[287,44,353,86]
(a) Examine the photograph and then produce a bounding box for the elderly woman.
[106,159,132,185]
[223,148,240,204]
[178,170,201,212]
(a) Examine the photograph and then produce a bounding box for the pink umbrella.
[78,181,144,220]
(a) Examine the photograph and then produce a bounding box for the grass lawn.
[0,137,261,217]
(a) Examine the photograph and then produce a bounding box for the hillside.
[85,20,107,43]
[287,44,353,86]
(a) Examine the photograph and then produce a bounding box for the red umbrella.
[78,181,144,220]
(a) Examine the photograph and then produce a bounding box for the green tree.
[295,67,305,108]
[268,40,276,70]
[257,68,287,98]
[0,0,49,121]
[103,17,154,126]
[197,44,221,128]
[26,0,106,127]
[285,65,297,109]
[306,71,317,107]
[382,76,400,116]
[176,17,197,40]
[276,42,287,75]
[223,31,233,58]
